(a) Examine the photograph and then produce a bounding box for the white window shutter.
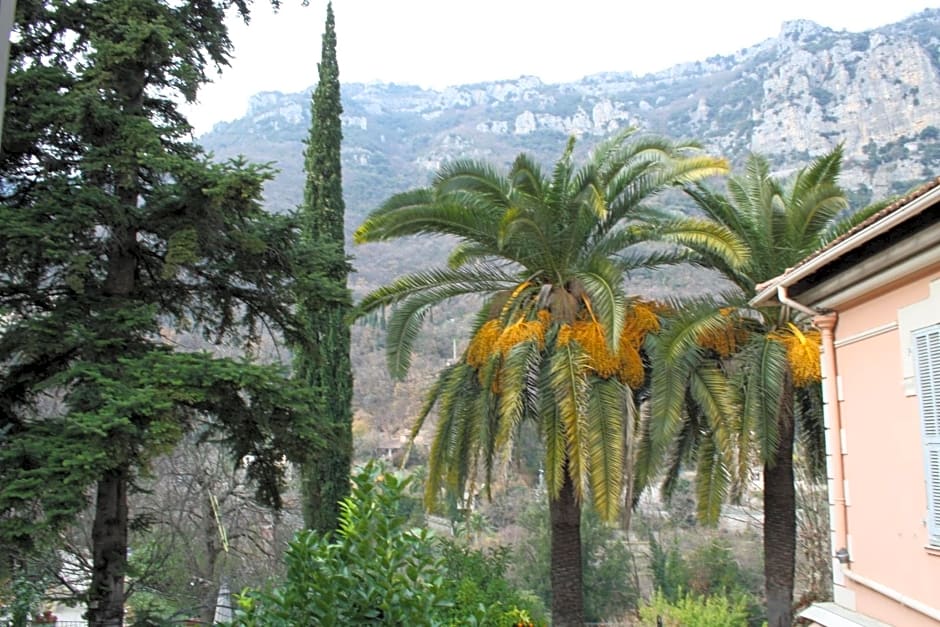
[913,325,940,547]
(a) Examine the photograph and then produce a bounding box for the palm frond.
[795,385,826,482]
[435,158,511,204]
[683,183,749,240]
[616,246,700,274]
[353,187,434,234]
[549,343,590,502]
[576,261,626,352]
[509,153,546,197]
[653,216,751,271]
[368,268,516,379]
[586,377,629,521]
[384,299,430,379]
[606,155,727,225]
[476,364,503,499]
[689,366,738,463]
[424,362,481,505]
[631,398,657,503]
[742,335,788,465]
[355,266,518,315]
[791,144,843,197]
[655,395,705,503]
[498,206,548,259]
[646,333,699,467]
[447,242,497,269]
[410,363,455,443]
[694,433,730,524]
[496,340,543,454]
[541,361,567,499]
[823,197,893,243]
[645,298,740,480]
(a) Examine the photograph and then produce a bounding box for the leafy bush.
[638,591,752,626]
[231,461,543,626]
[1,572,47,627]
[648,534,764,626]
[437,542,546,627]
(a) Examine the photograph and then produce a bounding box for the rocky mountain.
[202,8,940,226]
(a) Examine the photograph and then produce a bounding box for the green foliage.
[437,542,547,627]
[233,463,448,626]
[647,533,763,624]
[0,570,48,627]
[638,591,752,626]
[648,534,690,603]
[232,462,544,626]
[0,0,332,620]
[295,2,354,534]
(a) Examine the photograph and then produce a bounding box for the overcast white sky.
[184,0,940,134]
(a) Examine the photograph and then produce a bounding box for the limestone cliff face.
[202,8,940,217]
[743,19,940,189]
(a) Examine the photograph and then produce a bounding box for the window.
[913,324,940,548]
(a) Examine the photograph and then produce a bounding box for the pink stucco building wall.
[828,269,940,626]
[755,181,940,626]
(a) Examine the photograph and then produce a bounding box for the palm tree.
[353,130,727,626]
[638,146,881,627]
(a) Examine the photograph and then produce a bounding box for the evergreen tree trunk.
[764,382,796,627]
[88,208,138,626]
[87,467,128,627]
[296,2,353,534]
[550,470,584,627]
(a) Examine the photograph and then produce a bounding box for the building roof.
[751,177,940,307]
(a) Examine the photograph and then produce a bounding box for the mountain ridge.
[202,8,940,225]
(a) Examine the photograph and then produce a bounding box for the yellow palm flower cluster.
[622,301,661,345]
[696,307,749,357]
[466,319,503,368]
[466,310,551,368]
[494,310,550,356]
[558,320,620,377]
[465,297,660,389]
[770,323,822,387]
[557,302,660,387]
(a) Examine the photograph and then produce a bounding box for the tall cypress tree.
[296,2,354,533]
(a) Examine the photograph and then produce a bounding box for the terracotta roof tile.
[778,176,940,280]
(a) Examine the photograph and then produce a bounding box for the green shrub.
[647,534,764,626]
[437,541,546,627]
[638,591,751,626]
[231,462,449,626]
[231,461,544,626]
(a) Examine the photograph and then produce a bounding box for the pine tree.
[295,2,354,533]
[0,0,327,624]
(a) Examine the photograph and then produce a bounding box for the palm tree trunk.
[764,388,796,627]
[550,470,583,627]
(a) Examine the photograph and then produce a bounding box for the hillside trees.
[294,1,354,534]
[353,130,728,626]
[0,0,328,624]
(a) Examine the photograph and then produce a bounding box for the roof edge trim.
[751,185,940,307]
